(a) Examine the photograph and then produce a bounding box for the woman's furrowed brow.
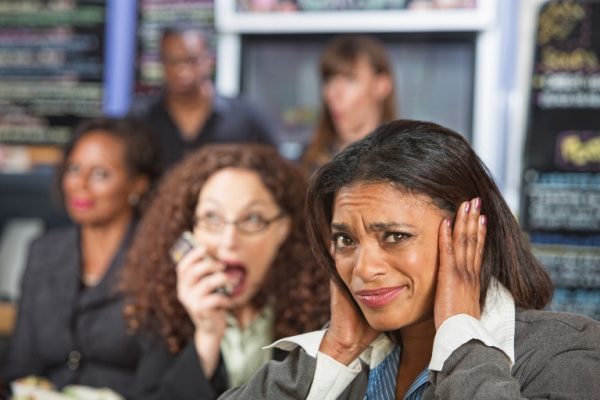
[331,222,348,232]
[331,221,415,232]
[367,222,414,232]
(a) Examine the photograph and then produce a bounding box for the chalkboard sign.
[522,0,600,319]
[0,0,106,146]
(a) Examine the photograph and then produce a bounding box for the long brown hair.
[121,144,330,353]
[303,35,397,170]
[306,120,553,313]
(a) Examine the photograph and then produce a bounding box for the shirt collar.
[479,280,516,363]
[158,91,226,116]
[212,94,229,115]
[267,280,516,367]
[226,306,274,332]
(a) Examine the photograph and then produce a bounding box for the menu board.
[136,0,214,95]
[0,0,106,146]
[522,0,600,319]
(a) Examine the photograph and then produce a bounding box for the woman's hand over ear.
[434,197,487,330]
[319,280,380,365]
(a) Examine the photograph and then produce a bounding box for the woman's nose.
[67,171,90,190]
[219,222,240,249]
[353,241,388,282]
[325,79,344,101]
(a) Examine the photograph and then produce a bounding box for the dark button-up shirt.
[131,94,277,169]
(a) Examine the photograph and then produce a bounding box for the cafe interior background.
[0,0,599,367]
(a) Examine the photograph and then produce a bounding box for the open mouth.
[223,261,247,296]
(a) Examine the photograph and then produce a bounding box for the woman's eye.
[245,213,264,223]
[65,164,79,175]
[90,168,110,181]
[204,211,222,223]
[332,233,354,249]
[240,213,267,230]
[384,232,409,243]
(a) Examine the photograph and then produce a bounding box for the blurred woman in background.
[2,117,161,398]
[302,34,396,171]
[121,143,330,400]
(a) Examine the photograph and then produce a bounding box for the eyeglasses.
[194,211,286,235]
[162,56,204,68]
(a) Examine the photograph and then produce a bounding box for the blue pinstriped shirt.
[364,346,429,400]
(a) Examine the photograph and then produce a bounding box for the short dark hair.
[56,117,162,212]
[159,23,209,50]
[306,119,553,311]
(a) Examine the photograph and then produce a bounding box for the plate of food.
[11,376,124,400]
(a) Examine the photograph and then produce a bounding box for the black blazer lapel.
[44,228,80,321]
[78,221,136,311]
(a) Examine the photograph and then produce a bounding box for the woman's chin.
[365,315,403,332]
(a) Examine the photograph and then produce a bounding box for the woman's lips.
[331,111,343,121]
[354,286,407,308]
[70,198,94,210]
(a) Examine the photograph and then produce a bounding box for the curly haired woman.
[120,143,330,400]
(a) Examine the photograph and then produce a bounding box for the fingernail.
[446,218,452,228]
[474,197,481,210]
[480,215,487,225]
[464,201,471,213]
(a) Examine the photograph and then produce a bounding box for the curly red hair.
[121,144,330,353]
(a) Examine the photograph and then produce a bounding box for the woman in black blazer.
[2,117,161,399]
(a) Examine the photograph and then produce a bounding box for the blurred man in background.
[130,25,277,170]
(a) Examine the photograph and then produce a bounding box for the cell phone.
[169,231,232,296]
[169,231,200,264]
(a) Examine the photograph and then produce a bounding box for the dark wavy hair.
[121,144,330,353]
[306,120,553,313]
[303,34,397,170]
[55,116,163,214]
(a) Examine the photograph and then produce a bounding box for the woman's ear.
[200,53,215,80]
[375,73,393,100]
[130,175,150,200]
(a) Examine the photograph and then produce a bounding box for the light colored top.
[221,306,274,388]
[266,281,515,400]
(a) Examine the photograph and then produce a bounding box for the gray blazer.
[2,224,140,399]
[219,310,600,399]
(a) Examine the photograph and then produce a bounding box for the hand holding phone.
[173,230,232,335]
[170,231,232,296]
[170,231,230,378]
